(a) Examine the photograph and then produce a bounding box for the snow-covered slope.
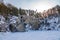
[0,31,60,40]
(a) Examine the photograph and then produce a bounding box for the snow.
[0,15,5,24]
[47,17,58,23]
[25,24,32,31]
[0,21,5,24]
[0,31,60,40]
[9,16,20,24]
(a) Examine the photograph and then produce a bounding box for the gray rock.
[16,23,26,32]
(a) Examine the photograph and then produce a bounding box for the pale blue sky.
[4,0,60,12]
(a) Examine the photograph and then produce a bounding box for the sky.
[4,0,60,12]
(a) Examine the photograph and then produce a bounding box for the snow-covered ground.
[0,31,60,40]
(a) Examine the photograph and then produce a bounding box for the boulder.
[9,24,17,32]
[16,23,26,32]
[30,20,40,30]
[0,23,7,32]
